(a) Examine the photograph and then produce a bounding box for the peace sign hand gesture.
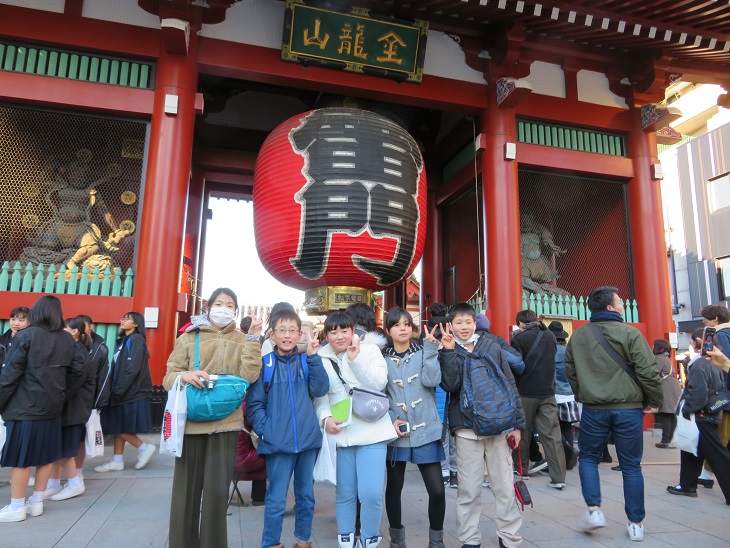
[347,333,361,361]
[440,323,455,350]
[423,323,439,343]
[307,329,320,355]
[248,316,263,338]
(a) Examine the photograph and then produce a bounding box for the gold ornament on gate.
[119,220,135,233]
[121,191,137,205]
[21,214,39,228]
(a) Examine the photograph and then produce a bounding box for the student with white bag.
[162,288,261,548]
[667,327,730,503]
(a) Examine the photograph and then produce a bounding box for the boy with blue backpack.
[439,302,526,548]
[245,308,330,548]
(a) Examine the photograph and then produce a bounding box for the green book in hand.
[330,397,352,426]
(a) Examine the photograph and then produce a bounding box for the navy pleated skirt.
[387,440,445,465]
[101,398,152,435]
[1,417,63,468]
[60,423,86,458]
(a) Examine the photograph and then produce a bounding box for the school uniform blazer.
[0,326,86,421]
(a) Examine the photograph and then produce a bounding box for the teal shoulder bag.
[186,331,250,422]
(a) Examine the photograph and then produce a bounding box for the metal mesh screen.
[0,105,147,273]
[518,170,632,301]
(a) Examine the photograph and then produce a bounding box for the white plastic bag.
[0,415,5,452]
[671,400,699,456]
[84,410,104,458]
[313,429,337,485]
[160,374,187,457]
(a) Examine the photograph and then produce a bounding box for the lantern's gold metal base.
[304,286,374,315]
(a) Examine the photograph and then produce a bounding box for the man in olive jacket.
[565,286,662,543]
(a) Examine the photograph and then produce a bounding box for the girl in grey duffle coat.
[654,339,682,447]
[383,307,446,548]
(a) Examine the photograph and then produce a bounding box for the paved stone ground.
[1,431,729,547]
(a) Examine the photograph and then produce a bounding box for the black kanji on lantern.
[289,108,423,286]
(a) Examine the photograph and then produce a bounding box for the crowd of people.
[2,285,730,548]
[0,297,156,522]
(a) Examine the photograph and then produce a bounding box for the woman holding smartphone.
[382,307,445,548]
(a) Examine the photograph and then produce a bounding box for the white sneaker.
[135,445,156,470]
[582,509,606,531]
[482,480,490,488]
[42,487,62,500]
[628,522,645,542]
[26,501,43,517]
[0,504,26,522]
[28,476,35,487]
[548,481,566,490]
[95,460,124,472]
[50,483,85,501]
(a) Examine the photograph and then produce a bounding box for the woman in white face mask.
[163,288,263,548]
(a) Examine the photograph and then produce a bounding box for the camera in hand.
[206,374,219,390]
[398,422,410,434]
[701,327,716,356]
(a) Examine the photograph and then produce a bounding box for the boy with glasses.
[246,307,330,548]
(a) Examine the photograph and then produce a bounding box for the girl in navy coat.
[0,296,85,522]
[95,312,155,472]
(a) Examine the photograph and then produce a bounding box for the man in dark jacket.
[439,302,525,548]
[510,310,566,488]
[667,328,730,504]
[566,286,662,542]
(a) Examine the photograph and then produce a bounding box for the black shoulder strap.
[328,358,348,387]
[523,330,545,364]
[586,323,638,385]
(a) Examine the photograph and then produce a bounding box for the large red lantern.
[254,108,427,308]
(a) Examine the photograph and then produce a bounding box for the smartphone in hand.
[701,327,716,356]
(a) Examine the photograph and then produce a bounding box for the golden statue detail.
[20,148,135,276]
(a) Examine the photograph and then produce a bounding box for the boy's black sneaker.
[528,459,548,475]
[666,485,698,497]
[449,471,458,489]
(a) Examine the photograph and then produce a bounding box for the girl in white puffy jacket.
[315,312,397,548]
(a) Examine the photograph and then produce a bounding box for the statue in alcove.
[520,211,570,296]
[20,148,133,275]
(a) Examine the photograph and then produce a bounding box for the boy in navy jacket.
[246,308,329,548]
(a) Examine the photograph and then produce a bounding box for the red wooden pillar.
[626,107,674,344]
[133,35,198,383]
[482,90,522,340]
[421,186,443,315]
[180,167,205,323]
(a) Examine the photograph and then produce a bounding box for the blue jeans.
[336,442,387,541]
[578,407,645,523]
[262,449,318,547]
